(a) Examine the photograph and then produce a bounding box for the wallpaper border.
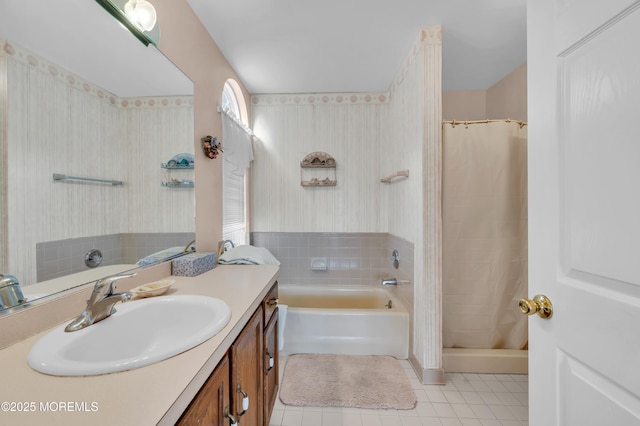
[1,39,193,109]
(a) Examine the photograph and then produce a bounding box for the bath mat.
[279,354,417,410]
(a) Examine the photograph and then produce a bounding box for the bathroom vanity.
[0,264,279,426]
[178,280,279,425]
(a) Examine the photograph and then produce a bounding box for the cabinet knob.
[267,298,278,307]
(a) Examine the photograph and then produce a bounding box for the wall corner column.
[421,25,443,383]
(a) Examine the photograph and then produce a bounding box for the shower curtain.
[442,121,528,350]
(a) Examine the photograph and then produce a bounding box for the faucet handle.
[92,272,137,298]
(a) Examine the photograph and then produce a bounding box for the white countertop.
[0,264,279,426]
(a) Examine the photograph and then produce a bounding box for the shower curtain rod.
[443,119,527,128]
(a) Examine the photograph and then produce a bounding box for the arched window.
[220,79,251,247]
[222,82,241,121]
[221,79,248,124]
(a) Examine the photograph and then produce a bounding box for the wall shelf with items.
[300,152,336,187]
[161,180,194,188]
[162,153,194,188]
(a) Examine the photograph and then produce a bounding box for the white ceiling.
[187,0,527,94]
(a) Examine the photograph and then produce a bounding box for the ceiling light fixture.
[124,0,157,32]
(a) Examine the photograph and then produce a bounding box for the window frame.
[220,79,250,247]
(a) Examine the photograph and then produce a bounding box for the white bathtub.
[279,286,409,359]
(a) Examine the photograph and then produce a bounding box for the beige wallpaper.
[1,42,193,286]
[250,94,386,232]
[123,102,195,232]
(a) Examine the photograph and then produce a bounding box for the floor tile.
[270,358,529,426]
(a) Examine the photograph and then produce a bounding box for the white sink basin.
[28,295,231,376]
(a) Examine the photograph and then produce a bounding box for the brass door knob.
[518,294,553,319]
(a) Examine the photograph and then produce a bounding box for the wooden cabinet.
[262,284,279,425]
[177,354,231,426]
[263,309,278,424]
[262,284,278,326]
[230,307,264,426]
[178,281,279,426]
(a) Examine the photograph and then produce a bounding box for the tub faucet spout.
[381,278,397,286]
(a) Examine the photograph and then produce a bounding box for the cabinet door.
[262,282,278,325]
[263,312,278,426]
[231,307,264,426]
[177,354,231,426]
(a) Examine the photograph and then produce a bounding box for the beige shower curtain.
[442,121,528,350]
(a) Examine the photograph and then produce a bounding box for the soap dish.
[131,279,174,298]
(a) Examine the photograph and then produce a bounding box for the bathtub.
[279,286,409,359]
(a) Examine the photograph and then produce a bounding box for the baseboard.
[442,348,528,374]
[408,353,445,385]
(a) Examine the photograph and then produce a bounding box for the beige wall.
[153,0,250,252]
[443,62,527,122]
[486,63,527,121]
[442,90,486,121]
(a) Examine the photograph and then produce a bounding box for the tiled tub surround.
[36,232,195,282]
[250,232,413,287]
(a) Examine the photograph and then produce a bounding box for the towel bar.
[380,170,409,183]
[53,173,123,186]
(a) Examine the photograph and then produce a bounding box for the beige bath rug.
[279,354,417,410]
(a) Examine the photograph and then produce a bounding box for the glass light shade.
[124,0,157,32]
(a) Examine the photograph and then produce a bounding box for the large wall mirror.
[0,0,195,310]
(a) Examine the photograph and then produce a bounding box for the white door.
[528,0,640,424]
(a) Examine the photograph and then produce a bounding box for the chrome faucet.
[0,274,26,309]
[183,239,196,253]
[381,278,397,286]
[65,272,136,332]
[217,239,235,258]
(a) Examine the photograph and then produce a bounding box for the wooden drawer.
[263,313,279,424]
[262,282,278,326]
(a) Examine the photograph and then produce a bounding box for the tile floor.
[270,356,529,426]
